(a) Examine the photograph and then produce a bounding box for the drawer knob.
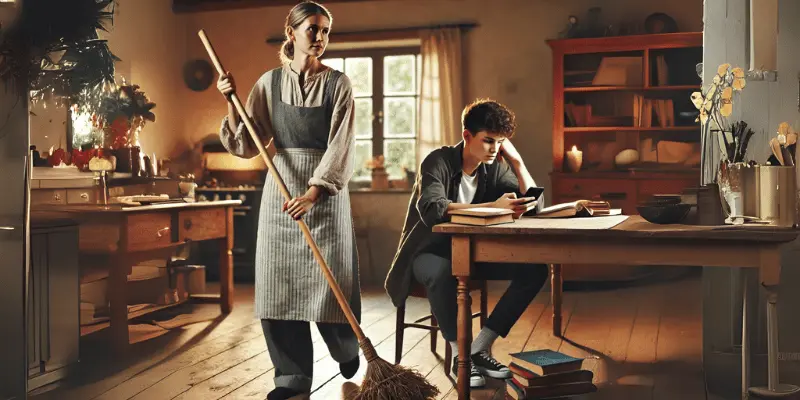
[184,219,193,230]
[80,192,89,200]
[54,193,61,201]
[157,227,170,238]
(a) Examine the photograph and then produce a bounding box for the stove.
[195,184,262,282]
[190,137,267,282]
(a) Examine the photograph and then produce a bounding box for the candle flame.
[571,145,578,152]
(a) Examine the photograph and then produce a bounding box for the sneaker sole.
[475,366,512,379]
[450,371,486,388]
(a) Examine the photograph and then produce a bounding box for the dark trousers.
[261,319,359,392]
[411,252,549,342]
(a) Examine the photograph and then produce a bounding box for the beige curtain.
[417,28,464,164]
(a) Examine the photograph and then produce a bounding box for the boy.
[385,98,549,387]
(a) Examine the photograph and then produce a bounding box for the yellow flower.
[731,67,746,90]
[717,63,731,76]
[719,87,733,117]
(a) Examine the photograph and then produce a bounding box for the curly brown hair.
[461,98,517,138]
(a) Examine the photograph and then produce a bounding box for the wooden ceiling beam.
[173,0,380,13]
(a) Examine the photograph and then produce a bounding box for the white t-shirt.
[457,172,479,204]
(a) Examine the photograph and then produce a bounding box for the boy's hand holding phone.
[493,192,538,219]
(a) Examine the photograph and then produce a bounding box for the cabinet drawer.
[553,178,635,199]
[637,179,696,198]
[66,189,96,204]
[179,208,226,242]
[126,213,172,250]
[31,190,67,206]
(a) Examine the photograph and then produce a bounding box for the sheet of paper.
[520,215,629,230]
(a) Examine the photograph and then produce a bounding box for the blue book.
[508,349,583,376]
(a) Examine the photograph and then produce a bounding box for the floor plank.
[30,275,707,400]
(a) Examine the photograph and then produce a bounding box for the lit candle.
[566,145,583,172]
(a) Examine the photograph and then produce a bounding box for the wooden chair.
[395,280,488,374]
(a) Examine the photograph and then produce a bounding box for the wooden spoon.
[770,137,785,166]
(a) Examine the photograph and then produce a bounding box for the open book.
[534,200,622,218]
[449,207,514,226]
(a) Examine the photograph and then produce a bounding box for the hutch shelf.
[548,32,703,214]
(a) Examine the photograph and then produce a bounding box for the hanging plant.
[0,0,119,103]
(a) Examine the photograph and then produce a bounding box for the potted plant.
[691,63,751,224]
[365,155,388,190]
[72,81,156,174]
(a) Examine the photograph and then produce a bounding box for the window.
[321,47,421,181]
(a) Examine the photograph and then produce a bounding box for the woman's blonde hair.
[279,1,333,63]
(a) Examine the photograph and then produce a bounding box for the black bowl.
[637,203,692,224]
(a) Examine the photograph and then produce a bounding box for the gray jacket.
[384,141,543,306]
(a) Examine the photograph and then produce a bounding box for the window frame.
[322,45,421,180]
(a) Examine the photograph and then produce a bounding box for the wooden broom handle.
[198,29,365,341]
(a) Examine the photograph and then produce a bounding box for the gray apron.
[254,68,361,324]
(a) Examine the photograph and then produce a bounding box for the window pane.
[353,140,372,180]
[416,54,422,94]
[384,139,416,179]
[354,98,372,139]
[321,57,343,72]
[384,97,416,138]
[345,57,372,97]
[384,55,416,95]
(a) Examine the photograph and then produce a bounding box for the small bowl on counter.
[637,195,692,224]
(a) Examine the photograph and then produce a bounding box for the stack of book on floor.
[505,349,597,399]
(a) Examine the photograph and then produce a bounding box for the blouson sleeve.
[308,73,356,195]
[219,72,274,159]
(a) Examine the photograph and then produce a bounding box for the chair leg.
[430,314,438,353]
[444,340,452,375]
[480,283,488,328]
[395,303,406,364]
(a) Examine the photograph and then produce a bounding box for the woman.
[217,2,360,399]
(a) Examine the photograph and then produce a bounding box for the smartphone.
[519,187,545,204]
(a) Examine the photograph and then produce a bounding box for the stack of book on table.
[505,349,597,399]
[449,207,515,226]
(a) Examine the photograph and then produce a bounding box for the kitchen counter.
[48,199,240,352]
[51,199,241,213]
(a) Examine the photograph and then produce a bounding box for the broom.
[198,30,440,400]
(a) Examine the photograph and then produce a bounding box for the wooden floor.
[30,270,706,400]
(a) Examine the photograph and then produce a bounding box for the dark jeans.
[261,319,358,392]
[411,252,549,342]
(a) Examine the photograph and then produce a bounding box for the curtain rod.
[265,22,478,44]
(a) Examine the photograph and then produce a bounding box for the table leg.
[551,264,563,337]
[741,269,750,400]
[219,208,234,314]
[748,247,800,398]
[452,236,472,400]
[457,276,472,400]
[219,239,233,314]
[107,258,129,353]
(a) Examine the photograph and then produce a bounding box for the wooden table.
[51,200,240,352]
[433,216,800,399]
